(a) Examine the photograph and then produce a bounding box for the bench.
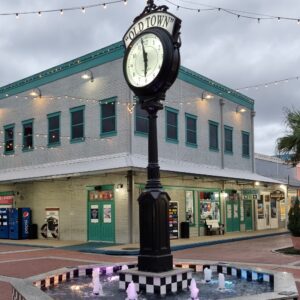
[205,219,224,235]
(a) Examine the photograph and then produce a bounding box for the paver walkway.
[0,234,298,299]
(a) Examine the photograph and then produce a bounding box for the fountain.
[189,278,199,300]
[204,267,212,283]
[126,281,138,300]
[218,273,225,290]
[92,268,103,296]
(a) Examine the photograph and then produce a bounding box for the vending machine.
[9,208,31,240]
[0,208,9,239]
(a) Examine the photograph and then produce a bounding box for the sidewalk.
[0,228,288,255]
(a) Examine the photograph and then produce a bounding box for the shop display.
[185,191,194,224]
[169,201,178,239]
[199,192,220,221]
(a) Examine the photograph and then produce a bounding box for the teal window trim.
[165,106,179,143]
[47,111,61,147]
[224,125,233,154]
[135,102,148,137]
[4,123,15,155]
[22,118,34,152]
[208,120,219,151]
[185,113,197,148]
[100,97,117,138]
[70,105,85,143]
[242,130,250,158]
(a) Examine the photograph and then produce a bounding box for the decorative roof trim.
[0,41,254,110]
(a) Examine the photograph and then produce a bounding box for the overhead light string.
[163,0,300,24]
[1,0,127,18]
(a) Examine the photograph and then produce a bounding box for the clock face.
[125,32,164,88]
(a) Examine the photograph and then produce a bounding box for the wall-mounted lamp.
[127,103,135,114]
[116,183,123,191]
[236,105,247,113]
[201,91,214,100]
[29,88,42,98]
[81,70,94,82]
[255,181,260,186]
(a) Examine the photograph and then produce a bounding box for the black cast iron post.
[137,100,173,273]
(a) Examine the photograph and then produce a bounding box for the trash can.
[180,221,190,238]
[29,224,38,239]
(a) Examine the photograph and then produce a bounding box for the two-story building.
[0,41,284,243]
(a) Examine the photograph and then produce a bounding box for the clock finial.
[134,0,168,22]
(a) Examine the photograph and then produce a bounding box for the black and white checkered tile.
[119,270,193,295]
[175,263,274,286]
[33,263,137,290]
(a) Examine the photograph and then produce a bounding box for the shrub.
[288,198,300,237]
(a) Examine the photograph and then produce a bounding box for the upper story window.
[47,112,60,147]
[209,120,219,151]
[70,105,85,143]
[185,113,197,147]
[242,131,250,157]
[4,124,14,155]
[166,107,179,143]
[224,125,233,154]
[22,119,34,151]
[100,97,116,137]
[135,102,148,135]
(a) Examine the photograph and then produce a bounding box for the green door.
[244,200,253,230]
[226,200,240,232]
[88,189,115,242]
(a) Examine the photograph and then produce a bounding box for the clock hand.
[141,38,148,77]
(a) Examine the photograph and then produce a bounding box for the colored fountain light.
[189,278,199,300]
[126,281,138,300]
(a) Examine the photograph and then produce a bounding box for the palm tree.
[277,108,300,166]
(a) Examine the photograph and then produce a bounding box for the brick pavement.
[0,234,298,299]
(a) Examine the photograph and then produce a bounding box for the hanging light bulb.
[38,11,42,17]
[103,3,107,9]
[123,0,127,5]
[81,7,85,13]
[15,13,19,19]
[60,9,64,15]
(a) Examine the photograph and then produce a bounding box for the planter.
[291,235,300,250]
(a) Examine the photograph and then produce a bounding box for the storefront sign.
[0,195,13,205]
[89,190,113,200]
[270,190,285,200]
[90,205,99,223]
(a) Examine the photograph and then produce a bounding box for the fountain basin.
[11,262,298,300]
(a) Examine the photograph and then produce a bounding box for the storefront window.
[199,191,220,221]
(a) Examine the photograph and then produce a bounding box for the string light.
[165,0,300,24]
[0,0,127,18]
[236,75,300,92]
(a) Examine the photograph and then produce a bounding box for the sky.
[0,0,299,155]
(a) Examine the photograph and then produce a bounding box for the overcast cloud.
[0,0,299,155]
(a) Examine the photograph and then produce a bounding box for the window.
[48,112,60,146]
[135,102,148,135]
[22,119,34,151]
[224,125,233,154]
[166,107,178,143]
[4,124,14,155]
[242,131,250,157]
[209,120,219,151]
[70,105,85,142]
[185,113,197,147]
[100,97,116,137]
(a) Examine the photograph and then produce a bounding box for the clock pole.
[122,0,181,274]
